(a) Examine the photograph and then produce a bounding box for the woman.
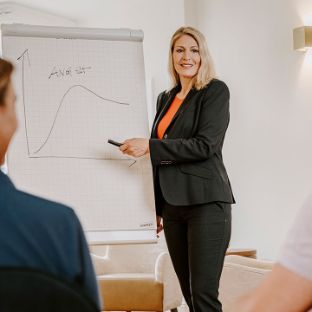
[120,26,235,312]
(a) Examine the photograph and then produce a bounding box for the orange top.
[157,96,183,139]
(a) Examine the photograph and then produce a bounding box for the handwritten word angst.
[48,65,91,79]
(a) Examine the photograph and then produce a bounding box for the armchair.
[91,232,183,312]
[219,255,274,312]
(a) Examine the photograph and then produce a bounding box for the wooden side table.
[226,248,257,258]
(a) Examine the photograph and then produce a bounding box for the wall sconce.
[293,26,312,51]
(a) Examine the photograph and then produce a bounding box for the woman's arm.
[149,81,230,165]
[120,81,230,163]
[119,92,166,158]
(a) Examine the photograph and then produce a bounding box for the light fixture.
[293,26,312,51]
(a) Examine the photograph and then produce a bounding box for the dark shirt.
[0,171,100,308]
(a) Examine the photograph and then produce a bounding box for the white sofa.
[91,244,274,312]
[219,255,274,312]
[90,232,182,312]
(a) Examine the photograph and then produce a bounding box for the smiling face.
[172,34,201,82]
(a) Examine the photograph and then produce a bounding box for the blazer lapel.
[151,87,196,138]
[151,86,179,138]
[169,88,195,125]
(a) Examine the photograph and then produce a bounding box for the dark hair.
[0,58,14,106]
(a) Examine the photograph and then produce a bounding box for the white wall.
[0,2,76,26]
[0,0,184,123]
[186,0,312,259]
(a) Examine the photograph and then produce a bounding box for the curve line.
[33,84,130,154]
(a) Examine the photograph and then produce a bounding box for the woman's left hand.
[119,138,149,158]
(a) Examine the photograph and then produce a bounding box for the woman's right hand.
[119,138,149,158]
[157,216,163,235]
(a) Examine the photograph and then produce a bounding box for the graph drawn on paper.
[1,26,156,242]
[13,38,149,160]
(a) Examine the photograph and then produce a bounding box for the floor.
[104,299,190,312]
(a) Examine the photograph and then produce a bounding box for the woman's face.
[0,80,17,164]
[172,34,201,81]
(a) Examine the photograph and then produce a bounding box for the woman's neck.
[177,77,194,100]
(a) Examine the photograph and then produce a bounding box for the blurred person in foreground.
[0,58,101,310]
[232,195,312,311]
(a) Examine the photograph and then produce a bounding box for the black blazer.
[149,79,235,216]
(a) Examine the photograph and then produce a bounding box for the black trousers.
[162,201,231,312]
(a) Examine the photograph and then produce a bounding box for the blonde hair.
[168,26,216,90]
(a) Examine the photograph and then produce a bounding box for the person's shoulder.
[202,78,230,95]
[158,90,167,99]
[292,193,312,229]
[198,79,230,107]
[158,88,172,102]
[278,193,312,283]
[16,189,75,218]
[156,87,177,110]
[156,90,167,104]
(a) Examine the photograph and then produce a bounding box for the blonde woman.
[120,26,235,312]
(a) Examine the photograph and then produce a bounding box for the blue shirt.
[0,171,100,308]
